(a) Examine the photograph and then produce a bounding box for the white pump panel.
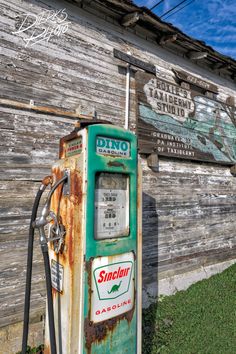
[94,173,129,239]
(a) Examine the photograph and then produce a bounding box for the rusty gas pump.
[22,121,142,354]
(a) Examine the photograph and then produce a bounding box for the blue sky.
[134,0,236,60]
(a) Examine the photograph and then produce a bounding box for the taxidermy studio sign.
[136,71,236,164]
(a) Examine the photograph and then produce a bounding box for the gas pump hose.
[22,176,52,354]
[22,175,68,354]
[41,242,57,354]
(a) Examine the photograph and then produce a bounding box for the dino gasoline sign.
[91,252,134,322]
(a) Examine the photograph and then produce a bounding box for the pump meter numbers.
[103,192,118,220]
[94,173,129,239]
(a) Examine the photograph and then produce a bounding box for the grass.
[142,263,236,354]
[16,344,44,354]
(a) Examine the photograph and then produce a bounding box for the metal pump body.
[44,123,141,354]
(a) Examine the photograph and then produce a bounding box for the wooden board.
[136,71,236,165]
[141,158,236,286]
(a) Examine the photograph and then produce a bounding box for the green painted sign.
[136,71,236,164]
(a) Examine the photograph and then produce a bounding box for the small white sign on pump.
[91,252,135,323]
[96,136,130,158]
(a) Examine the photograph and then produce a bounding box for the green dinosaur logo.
[107,281,122,294]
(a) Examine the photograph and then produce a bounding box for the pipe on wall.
[125,63,131,130]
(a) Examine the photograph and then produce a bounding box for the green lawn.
[142,263,236,354]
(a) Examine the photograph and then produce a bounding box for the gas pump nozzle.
[32,205,50,246]
[33,174,68,259]
[33,174,68,243]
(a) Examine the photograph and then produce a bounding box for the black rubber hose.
[22,175,66,353]
[22,183,48,354]
[41,243,57,354]
[39,176,68,354]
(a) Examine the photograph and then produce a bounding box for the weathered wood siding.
[0,0,236,331]
[0,108,74,327]
[142,158,236,292]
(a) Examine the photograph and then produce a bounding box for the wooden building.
[0,0,236,351]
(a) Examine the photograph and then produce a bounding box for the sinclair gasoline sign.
[91,252,134,323]
[136,71,236,164]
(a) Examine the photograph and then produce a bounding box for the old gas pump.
[22,122,142,354]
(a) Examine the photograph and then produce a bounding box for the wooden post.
[230,165,236,176]
[147,152,159,172]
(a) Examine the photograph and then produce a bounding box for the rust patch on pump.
[43,345,50,354]
[85,257,93,309]
[42,175,53,187]
[107,160,125,168]
[84,308,135,352]
[70,170,83,205]
[66,170,83,268]
[52,286,57,299]
[51,166,83,269]
[67,210,74,268]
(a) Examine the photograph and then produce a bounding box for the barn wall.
[0,0,236,348]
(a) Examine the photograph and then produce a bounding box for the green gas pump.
[83,125,138,353]
[22,122,142,354]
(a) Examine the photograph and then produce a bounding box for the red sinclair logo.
[97,266,131,283]
[93,261,133,300]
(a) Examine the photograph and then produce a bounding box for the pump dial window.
[94,173,129,240]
